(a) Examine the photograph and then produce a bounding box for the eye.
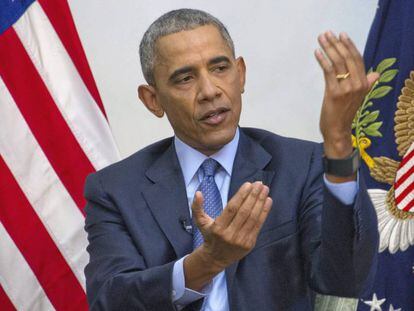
[213,64,229,73]
[176,75,193,84]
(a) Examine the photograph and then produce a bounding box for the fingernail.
[339,32,349,41]
[318,34,326,43]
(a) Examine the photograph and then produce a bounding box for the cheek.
[225,81,242,109]
[232,101,242,124]
[222,73,243,100]
[162,95,197,128]
[225,67,243,86]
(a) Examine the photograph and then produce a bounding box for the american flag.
[0,0,120,309]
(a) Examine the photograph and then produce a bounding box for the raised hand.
[315,31,379,162]
[184,181,272,290]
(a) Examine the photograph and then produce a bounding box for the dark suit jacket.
[84,128,379,311]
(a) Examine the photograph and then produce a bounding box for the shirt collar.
[174,128,240,186]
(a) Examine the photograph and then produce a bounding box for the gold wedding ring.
[336,72,350,80]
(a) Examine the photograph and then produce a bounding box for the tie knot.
[200,158,220,177]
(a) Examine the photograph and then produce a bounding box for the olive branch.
[352,57,399,144]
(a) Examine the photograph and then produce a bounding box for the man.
[84,9,379,311]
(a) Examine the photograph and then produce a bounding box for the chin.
[202,127,237,152]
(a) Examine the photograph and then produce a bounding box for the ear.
[138,84,164,118]
[235,56,246,93]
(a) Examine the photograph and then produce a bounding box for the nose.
[197,72,221,103]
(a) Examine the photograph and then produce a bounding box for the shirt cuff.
[323,173,359,205]
[172,256,212,309]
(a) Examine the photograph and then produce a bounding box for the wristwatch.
[322,149,360,177]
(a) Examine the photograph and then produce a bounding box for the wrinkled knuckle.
[327,84,337,93]
[354,82,363,91]
[223,234,233,244]
[258,193,267,202]
[343,86,352,95]
[244,239,255,250]
[233,236,243,247]
[246,211,256,222]
[212,226,223,238]
[336,59,345,68]
[251,189,260,198]
[238,208,250,219]
[226,203,237,214]
[331,90,341,99]
[252,213,260,223]
[237,240,248,251]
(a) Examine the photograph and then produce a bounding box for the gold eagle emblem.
[353,59,414,253]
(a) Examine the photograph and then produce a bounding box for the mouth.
[200,108,230,126]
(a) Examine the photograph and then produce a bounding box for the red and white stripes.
[0,1,120,309]
[395,144,414,212]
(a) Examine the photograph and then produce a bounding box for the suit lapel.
[141,131,276,302]
[142,141,193,259]
[226,129,275,295]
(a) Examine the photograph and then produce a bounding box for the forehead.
[154,25,233,71]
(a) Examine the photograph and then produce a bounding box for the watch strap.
[323,149,360,177]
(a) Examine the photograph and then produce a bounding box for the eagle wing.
[371,156,400,185]
[394,71,414,156]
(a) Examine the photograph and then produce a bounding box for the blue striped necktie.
[192,158,223,249]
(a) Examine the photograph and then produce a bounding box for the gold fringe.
[386,187,414,219]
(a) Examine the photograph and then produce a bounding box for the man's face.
[143,25,246,155]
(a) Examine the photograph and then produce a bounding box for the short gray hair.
[139,8,235,85]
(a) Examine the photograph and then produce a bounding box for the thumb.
[367,72,380,90]
[191,191,213,230]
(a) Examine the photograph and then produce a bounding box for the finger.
[191,191,213,229]
[314,48,337,87]
[238,185,269,236]
[226,182,264,233]
[215,182,253,228]
[251,197,273,237]
[328,32,364,87]
[241,197,273,248]
[367,72,380,90]
[339,33,365,73]
[341,34,380,91]
[337,33,366,80]
[318,32,347,76]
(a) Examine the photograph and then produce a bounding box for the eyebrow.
[168,56,232,82]
[169,66,193,82]
[208,56,231,66]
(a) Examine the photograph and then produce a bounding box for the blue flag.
[354,0,414,310]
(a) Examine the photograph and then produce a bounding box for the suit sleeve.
[299,144,379,297]
[83,172,177,311]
